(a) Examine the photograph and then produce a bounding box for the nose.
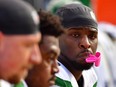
[79,35,90,49]
[30,45,42,65]
[52,60,59,74]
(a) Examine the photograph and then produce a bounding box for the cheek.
[43,63,51,75]
[16,46,33,63]
[6,46,31,70]
[43,62,51,77]
[9,44,30,60]
[38,66,51,83]
[60,39,78,57]
[4,46,23,68]
[0,52,23,80]
[0,43,32,79]
[38,62,51,76]
[91,41,98,53]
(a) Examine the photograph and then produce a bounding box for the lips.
[77,50,93,63]
[49,76,56,85]
[79,52,91,58]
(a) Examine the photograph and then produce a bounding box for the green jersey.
[51,62,97,87]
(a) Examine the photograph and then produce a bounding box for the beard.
[68,60,93,70]
[59,53,93,71]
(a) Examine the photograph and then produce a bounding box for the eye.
[89,34,97,40]
[71,33,79,38]
[48,53,56,65]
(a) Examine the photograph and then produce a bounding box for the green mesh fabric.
[55,77,73,87]
[14,82,24,87]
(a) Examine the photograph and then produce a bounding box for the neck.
[71,70,82,81]
[58,56,83,81]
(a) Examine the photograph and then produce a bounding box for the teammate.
[0,0,41,85]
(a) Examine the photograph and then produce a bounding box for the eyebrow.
[47,48,59,58]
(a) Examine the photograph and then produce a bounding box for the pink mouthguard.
[85,52,101,67]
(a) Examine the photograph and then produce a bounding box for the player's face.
[59,27,98,70]
[0,32,42,83]
[25,35,60,87]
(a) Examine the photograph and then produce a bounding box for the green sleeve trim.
[55,77,73,87]
[14,82,24,87]
[93,81,97,87]
[55,77,97,87]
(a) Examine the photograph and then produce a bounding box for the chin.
[81,64,93,70]
[72,62,93,71]
[9,71,28,84]
[49,80,55,86]
[8,77,21,84]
